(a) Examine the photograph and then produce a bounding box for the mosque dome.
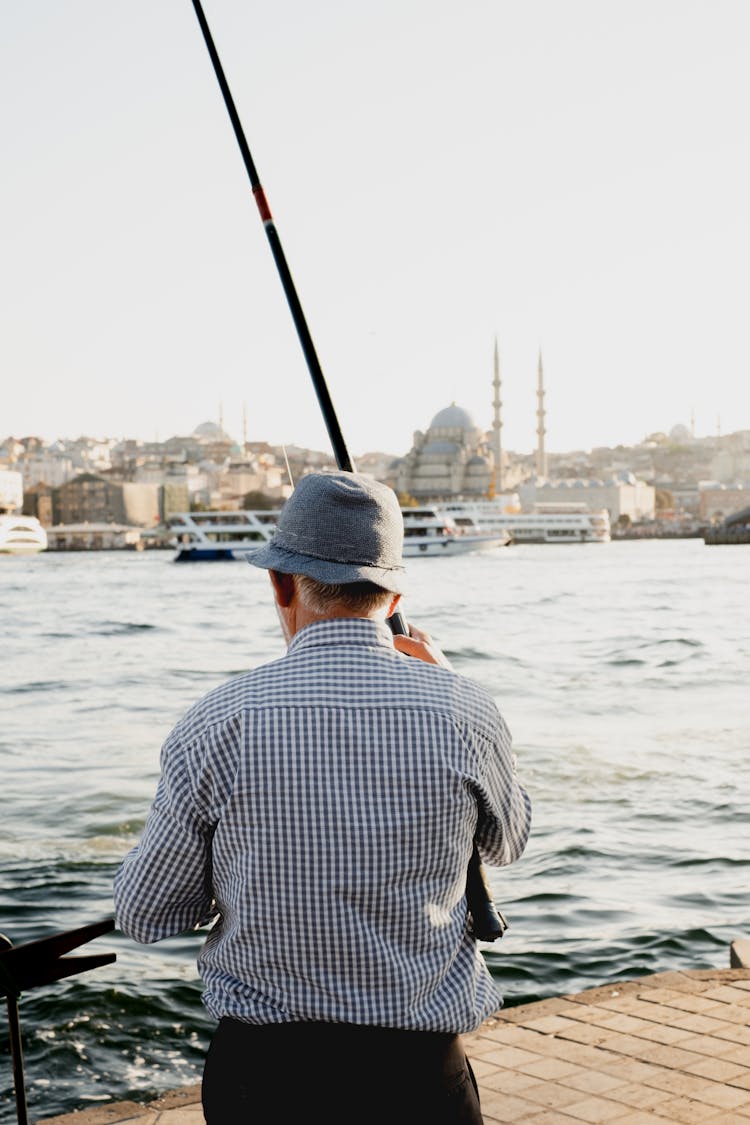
[669,423,692,443]
[193,420,230,441]
[428,403,477,432]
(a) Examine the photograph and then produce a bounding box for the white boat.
[401,506,511,557]
[166,505,510,562]
[0,514,48,554]
[438,500,611,544]
[167,510,279,561]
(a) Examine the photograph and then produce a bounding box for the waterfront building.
[53,473,163,527]
[0,469,23,512]
[519,472,656,523]
[698,481,750,521]
[710,430,750,483]
[15,449,76,490]
[218,460,288,504]
[46,523,145,551]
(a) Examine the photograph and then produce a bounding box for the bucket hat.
[247,471,408,594]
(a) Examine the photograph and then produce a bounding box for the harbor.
[35,954,750,1124]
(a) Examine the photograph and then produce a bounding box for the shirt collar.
[287,617,396,655]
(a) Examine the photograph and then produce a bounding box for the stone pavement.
[36,966,750,1124]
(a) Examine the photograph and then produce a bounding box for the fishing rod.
[189,0,506,943]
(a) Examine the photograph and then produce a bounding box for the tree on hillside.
[243,490,277,510]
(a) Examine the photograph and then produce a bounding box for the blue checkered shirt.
[114,618,531,1032]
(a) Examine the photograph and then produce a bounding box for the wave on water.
[0,679,70,695]
[604,635,704,666]
[89,621,159,636]
[445,646,498,663]
[486,924,728,1008]
[5,978,210,1123]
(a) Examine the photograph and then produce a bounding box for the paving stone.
[480,1067,545,1095]
[639,1044,715,1070]
[513,1080,586,1109]
[476,1090,546,1121]
[148,1087,201,1111]
[595,1033,657,1059]
[677,1033,748,1058]
[688,1081,750,1110]
[517,1057,587,1082]
[525,1015,589,1035]
[656,1096,727,1123]
[605,1082,673,1110]
[682,1056,749,1082]
[631,1024,693,1046]
[557,1022,614,1046]
[558,1070,629,1096]
[597,1059,668,1085]
[720,1006,750,1025]
[504,1112,579,1125]
[556,1094,631,1121]
[481,1043,546,1069]
[610,1114,674,1124]
[701,985,750,1005]
[36,1103,153,1124]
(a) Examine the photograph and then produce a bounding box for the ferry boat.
[402,507,511,557]
[438,501,611,544]
[167,506,511,561]
[167,510,279,561]
[0,514,48,554]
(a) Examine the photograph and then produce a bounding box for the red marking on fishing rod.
[253,186,273,223]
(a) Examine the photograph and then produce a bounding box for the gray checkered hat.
[247,471,407,594]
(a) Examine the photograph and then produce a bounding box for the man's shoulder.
[174,654,289,737]
[390,656,506,738]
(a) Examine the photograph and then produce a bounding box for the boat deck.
[36,964,750,1124]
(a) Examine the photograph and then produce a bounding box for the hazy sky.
[3,1,749,459]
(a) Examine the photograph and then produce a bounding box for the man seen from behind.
[114,470,532,1123]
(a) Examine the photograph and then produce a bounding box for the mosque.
[393,343,545,501]
[392,403,496,499]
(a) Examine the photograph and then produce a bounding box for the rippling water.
[1,540,748,1120]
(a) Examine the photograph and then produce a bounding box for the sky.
[2,1,749,460]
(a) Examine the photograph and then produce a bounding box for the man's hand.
[392,623,453,670]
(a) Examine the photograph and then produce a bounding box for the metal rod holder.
[0,920,116,1125]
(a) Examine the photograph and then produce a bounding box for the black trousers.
[202,1018,484,1123]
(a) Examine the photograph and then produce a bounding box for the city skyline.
[3,2,750,455]
[1,404,734,461]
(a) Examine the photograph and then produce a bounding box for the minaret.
[242,401,248,449]
[536,349,547,478]
[492,337,503,493]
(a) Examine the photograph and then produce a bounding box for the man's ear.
[387,593,401,618]
[269,569,296,608]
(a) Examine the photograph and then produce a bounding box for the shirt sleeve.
[471,710,532,868]
[113,730,217,944]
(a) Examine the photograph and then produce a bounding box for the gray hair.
[295,575,393,617]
